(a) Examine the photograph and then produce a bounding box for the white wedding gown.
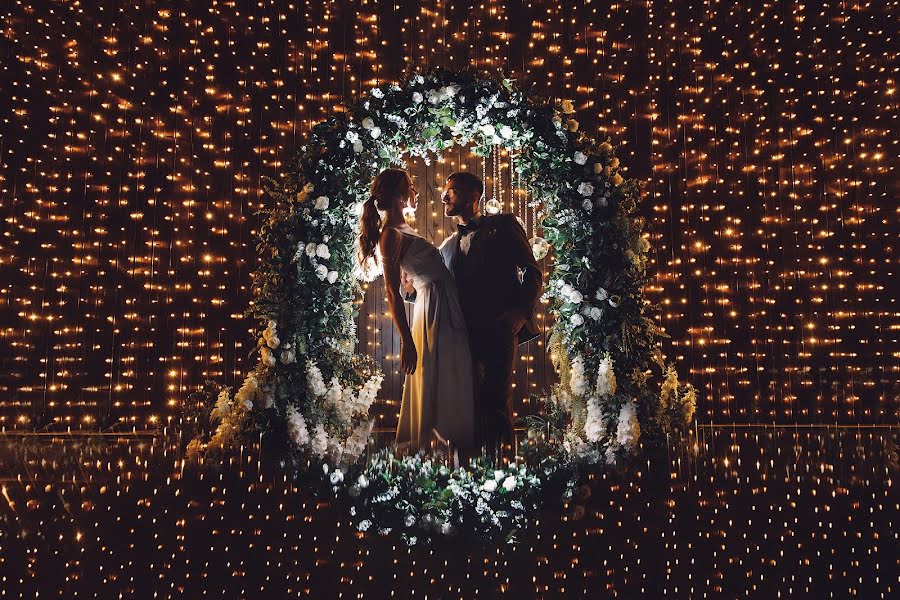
[391,225,476,453]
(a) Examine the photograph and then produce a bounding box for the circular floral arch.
[190,69,696,542]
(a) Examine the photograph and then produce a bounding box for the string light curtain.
[0,1,895,430]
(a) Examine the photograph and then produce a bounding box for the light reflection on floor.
[0,426,896,597]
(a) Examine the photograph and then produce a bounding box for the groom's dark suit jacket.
[437,213,542,344]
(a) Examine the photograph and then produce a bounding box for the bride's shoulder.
[438,231,457,249]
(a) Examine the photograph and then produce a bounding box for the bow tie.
[457,221,479,236]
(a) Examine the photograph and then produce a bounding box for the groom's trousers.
[471,323,517,453]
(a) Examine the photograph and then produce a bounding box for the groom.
[436,172,542,454]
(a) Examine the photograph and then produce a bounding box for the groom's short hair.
[448,172,484,200]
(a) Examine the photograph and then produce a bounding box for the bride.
[357,168,476,457]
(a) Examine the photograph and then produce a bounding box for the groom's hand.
[497,309,527,336]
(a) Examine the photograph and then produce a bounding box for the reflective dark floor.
[0,426,896,598]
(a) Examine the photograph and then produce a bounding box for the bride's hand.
[400,270,415,295]
[401,339,417,375]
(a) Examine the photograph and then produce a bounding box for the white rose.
[499,125,513,139]
[569,290,584,304]
[412,91,423,104]
[305,242,318,257]
[314,196,329,210]
[370,126,381,139]
[574,151,588,165]
[345,130,359,143]
[582,199,593,212]
[315,264,328,280]
[260,346,276,366]
[361,117,374,130]
[353,140,364,153]
[560,283,574,298]
[316,243,330,259]
[326,270,338,284]
[502,475,516,492]
[577,182,594,196]
[370,87,384,99]
[481,124,496,137]
[494,469,505,481]
[570,313,585,326]
[481,479,498,493]
[596,287,609,301]
[589,306,603,321]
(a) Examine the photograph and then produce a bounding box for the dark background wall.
[0,0,895,429]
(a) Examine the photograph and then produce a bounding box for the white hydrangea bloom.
[616,399,640,450]
[306,361,327,398]
[569,355,588,396]
[595,354,617,397]
[583,396,605,443]
[210,388,232,423]
[285,405,310,446]
[577,181,594,196]
[310,424,328,457]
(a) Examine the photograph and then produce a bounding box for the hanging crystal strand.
[485,144,501,214]
[529,166,549,260]
[481,153,488,214]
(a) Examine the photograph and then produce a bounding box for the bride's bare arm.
[380,228,417,374]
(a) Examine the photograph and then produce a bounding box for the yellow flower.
[599,142,612,153]
[611,173,624,186]
[560,99,575,114]
[566,119,579,132]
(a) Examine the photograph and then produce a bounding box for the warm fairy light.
[0,1,895,432]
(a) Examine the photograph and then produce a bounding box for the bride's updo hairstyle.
[358,168,412,266]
